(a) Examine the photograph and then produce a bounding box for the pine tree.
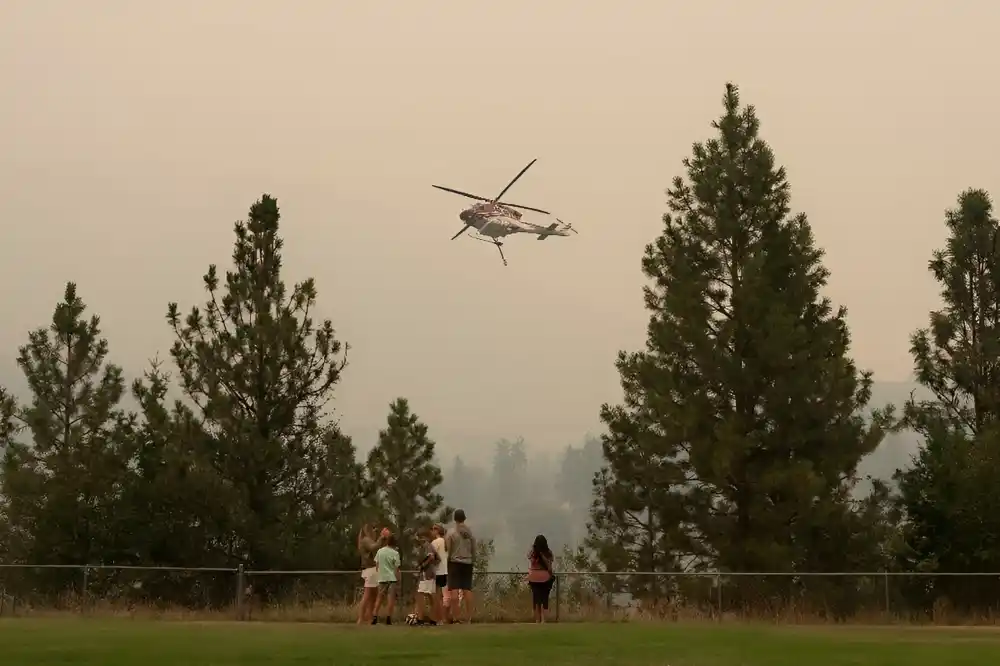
[0,386,19,565]
[492,437,527,504]
[555,436,605,545]
[167,194,364,573]
[896,189,1000,610]
[556,436,603,511]
[589,84,886,608]
[366,397,444,560]
[0,283,132,585]
[441,455,489,519]
[119,360,227,563]
[585,442,691,602]
[0,386,17,446]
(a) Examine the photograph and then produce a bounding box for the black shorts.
[529,578,554,609]
[447,561,474,591]
[435,574,447,589]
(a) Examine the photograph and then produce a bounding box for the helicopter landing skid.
[471,234,508,266]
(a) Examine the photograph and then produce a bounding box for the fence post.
[883,570,890,618]
[81,566,90,615]
[235,565,245,621]
[715,574,723,622]
[554,573,560,622]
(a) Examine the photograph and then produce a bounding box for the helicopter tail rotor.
[557,218,578,234]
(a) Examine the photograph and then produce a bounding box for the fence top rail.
[0,564,237,572]
[240,570,1000,577]
[3,564,1000,577]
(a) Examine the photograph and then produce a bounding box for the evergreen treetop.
[1,283,131,570]
[895,188,1000,607]
[166,194,363,571]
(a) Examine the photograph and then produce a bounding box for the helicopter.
[432,158,577,266]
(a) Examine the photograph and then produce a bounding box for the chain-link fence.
[3,565,1000,623]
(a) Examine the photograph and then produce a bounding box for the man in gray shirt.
[445,508,476,623]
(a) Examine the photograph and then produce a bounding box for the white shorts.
[417,578,436,595]
[361,567,378,588]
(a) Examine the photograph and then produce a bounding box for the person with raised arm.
[356,524,381,625]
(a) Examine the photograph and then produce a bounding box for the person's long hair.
[531,534,552,560]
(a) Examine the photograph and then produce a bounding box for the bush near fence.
[2,565,1000,624]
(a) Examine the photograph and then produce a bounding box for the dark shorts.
[377,581,396,595]
[447,561,474,591]
[435,574,447,590]
[529,578,554,609]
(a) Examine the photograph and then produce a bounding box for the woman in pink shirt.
[526,534,555,623]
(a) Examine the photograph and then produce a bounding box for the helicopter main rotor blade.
[504,202,550,215]
[494,158,537,202]
[432,185,489,202]
[450,225,471,240]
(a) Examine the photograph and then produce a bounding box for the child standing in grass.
[430,524,449,623]
[412,528,441,625]
[372,533,401,625]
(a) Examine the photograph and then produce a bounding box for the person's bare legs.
[357,587,376,624]
[431,592,442,623]
[539,583,550,623]
[461,589,475,623]
[372,587,385,622]
[385,585,396,620]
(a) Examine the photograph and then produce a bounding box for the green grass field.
[3,619,1000,665]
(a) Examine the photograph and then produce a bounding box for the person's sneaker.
[371,616,378,625]
[385,617,392,625]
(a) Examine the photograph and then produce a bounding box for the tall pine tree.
[366,398,445,561]
[896,188,1000,611]
[590,84,887,609]
[167,194,364,573]
[0,283,132,589]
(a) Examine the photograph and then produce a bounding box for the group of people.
[356,508,556,626]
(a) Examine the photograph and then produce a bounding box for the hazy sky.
[2,1,998,461]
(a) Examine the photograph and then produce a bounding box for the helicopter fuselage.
[459,202,571,239]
